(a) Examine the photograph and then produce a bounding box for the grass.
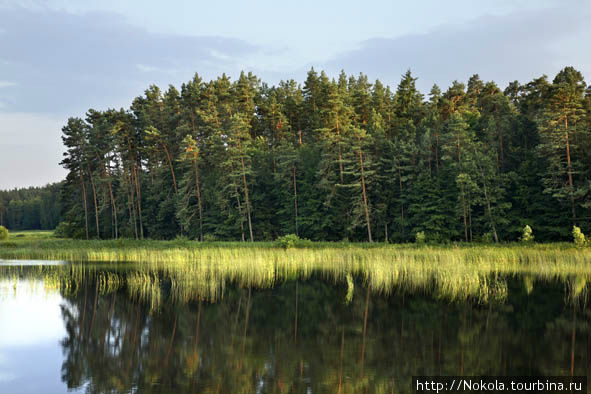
[1,231,590,306]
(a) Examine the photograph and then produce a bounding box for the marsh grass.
[1,236,590,308]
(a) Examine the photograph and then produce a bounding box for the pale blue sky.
[0,0,590,188]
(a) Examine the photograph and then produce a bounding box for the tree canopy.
[7,67,590,242]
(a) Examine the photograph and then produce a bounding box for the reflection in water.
[0,263,590,393]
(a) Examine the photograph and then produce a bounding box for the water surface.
[0,260,589,393]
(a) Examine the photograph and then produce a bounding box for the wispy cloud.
[0,6,260,114]
[0,80,17,88]
[323,4,591,91]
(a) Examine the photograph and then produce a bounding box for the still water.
[0,261,589,393]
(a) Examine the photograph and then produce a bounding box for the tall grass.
[1,237,590,307]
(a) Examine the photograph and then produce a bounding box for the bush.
[276,234,310,249]
[415,231,426,244]
[520,225,534,243]
[53,221,82,239]
[481,232,493,243]
[0,226,8,241]
[573,226,586,247]
[202,234,218,242]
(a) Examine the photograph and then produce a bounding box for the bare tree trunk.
[80,171,89,240]
[498,130,504,171]
[398,164,404,238]
[468,202,473,242]
[481,177,499,242]
[88,169,100,239]
[435,132,440,173]
[358,148,372,242]
[162,143,178,192]
[293,165,299,236]
[106,165,118,239]
[193,158,204,241]
[336,119,344,184]
[231,162,246,242]
[239,152,254,242]
[460,185,468,242]
[565,117,576,226]
[132,161,144,239]
[124,168,138,239]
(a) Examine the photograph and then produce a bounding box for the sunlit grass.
[1,236,590,308]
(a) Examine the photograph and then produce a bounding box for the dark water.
[0,263,589,393]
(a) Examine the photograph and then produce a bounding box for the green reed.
[1,237,591,306]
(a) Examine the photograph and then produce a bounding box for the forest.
[0,183,62,231]
[9,66,591,242]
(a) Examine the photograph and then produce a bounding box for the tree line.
[54,67,591,242]
[0,183,63,230]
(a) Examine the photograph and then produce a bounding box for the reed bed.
[1,238,590,307]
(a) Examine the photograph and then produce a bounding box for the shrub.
[53,221,82,239]
[520,225,534,243]
[572,226,586,247]
[202,234,218,242]
[0,226,8,241]
[481,232,493,243]
[415,231,426,244]
[276,234,310,249]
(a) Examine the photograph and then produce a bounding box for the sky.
[1,0,590,189]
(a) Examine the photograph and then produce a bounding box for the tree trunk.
[358,148,372,242]
[239,153,254,242]
[124,168,138,239]
[162,143,178,192]
[435,132,440,173]
[88,169,100,239]
[565,117,576,225]
[292,165,299,236]
[106,165,118,239]
[132,161,144,239]
[398,164,404,238]
[336,120,344,184]
[231,162,246,242]
[80,171,89,240]
[460,184,468,242]
[193,158,204,241]
[498,129,504,171]
[480,173,499,242]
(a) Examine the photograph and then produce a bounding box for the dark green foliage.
[0,183,62,230]
[41,67,591,242]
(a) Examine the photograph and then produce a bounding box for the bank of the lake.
[0,233,590,269]
[2,233,591,293]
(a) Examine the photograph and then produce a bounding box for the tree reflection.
[56,274,590,393]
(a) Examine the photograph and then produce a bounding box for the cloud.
[324,4,591,92]
[0,6,260,114]
[0,81,16,88]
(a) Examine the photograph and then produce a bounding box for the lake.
[0,260,589,393]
